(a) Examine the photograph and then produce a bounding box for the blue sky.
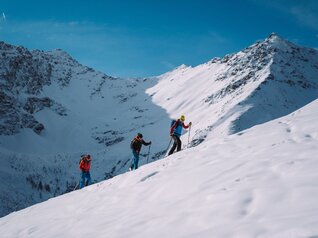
[0,0,317,77]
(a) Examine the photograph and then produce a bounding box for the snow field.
[1,99,318,238]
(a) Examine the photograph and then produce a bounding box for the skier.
[168,115,192,156]
[79,154,92,188]
[130,133,151,170]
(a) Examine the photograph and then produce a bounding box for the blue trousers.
[130,150,140,170]
[80,171,91,188]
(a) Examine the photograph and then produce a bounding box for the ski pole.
[164,137,172,157]
[73,181,79,191]
[187,125,192,148]
[147,144,151,163]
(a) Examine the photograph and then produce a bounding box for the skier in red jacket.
[79,154,92,188]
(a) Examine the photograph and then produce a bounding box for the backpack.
[79,155,91,171]
[170,119,177,128]
[79,155,90,165]
[170,119,179,135]
[79,155,85,164]
[130,137,140,150]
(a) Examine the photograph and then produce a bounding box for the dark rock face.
[33,123,45,134]
[0,42,52,95]
[0,42,74,135]
[23,97,53,114]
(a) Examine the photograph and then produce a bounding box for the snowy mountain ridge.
[0,33,317,220]
[0,40,117,136]
[148,33,318,144]
[0,40,169,217]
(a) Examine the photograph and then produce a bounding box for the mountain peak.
[176,64,188,70]
[50,48,72,57]
[263,33,295,51]
[153,33,318,143]
[266,32,284,44]
[268,32,279,40]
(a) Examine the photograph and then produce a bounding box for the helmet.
[180,115,185,122]
[137,133,143,138]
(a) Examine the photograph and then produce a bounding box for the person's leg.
[79,171,85,188]
[133,151,140,170]
[176,136,182,152]
[130,150,135,170]
[86,172,91,186]
[168,136,178,155]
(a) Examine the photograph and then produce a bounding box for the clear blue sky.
[0,0,317,77]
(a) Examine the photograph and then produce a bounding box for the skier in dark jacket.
[168,115,192,155]
[130,133,151,170]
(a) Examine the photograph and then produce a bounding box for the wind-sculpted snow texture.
[0,33,317,218]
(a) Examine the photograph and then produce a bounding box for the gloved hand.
[149,141,152,145]
[189,122,192,126]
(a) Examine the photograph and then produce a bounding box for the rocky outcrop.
[0,42,86,135]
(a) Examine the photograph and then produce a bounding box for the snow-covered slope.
[1,98,318,238]
[147,33,318,144]
[0,33,317,218]
[0,41,170,216]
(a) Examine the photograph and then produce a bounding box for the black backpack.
[171,119,177,127]
[130,137,140,150]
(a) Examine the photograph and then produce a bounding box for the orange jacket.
[79,157,91,172]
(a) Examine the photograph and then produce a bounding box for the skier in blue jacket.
[168,115,192,155]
